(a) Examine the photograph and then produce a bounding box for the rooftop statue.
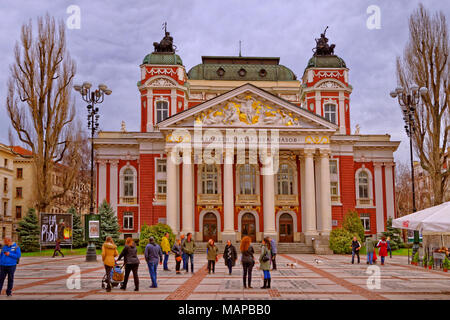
[313,26,336,56]
[153,22,177,53]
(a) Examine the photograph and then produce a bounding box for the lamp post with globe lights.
[390,85,428,259]
[73,82,112,262]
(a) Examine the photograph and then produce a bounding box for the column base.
[221,231,237,243]
[303,231,319,246]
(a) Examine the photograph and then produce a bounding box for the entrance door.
[241,213,256,242]
[203,212,217,242]
[279,213,294,242]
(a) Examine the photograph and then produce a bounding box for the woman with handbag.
[172,238,183,274]
[117,237,140,291]
[240,236,255,289]
[206,239,218,274]
[101,236,119,292]
[259,237,272,289]
[223,240,237,275]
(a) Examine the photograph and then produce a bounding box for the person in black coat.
[223,240,237,275]
[118,238,140,291]
[240,236,255,289]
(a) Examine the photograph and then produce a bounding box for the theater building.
[94,31,399,249]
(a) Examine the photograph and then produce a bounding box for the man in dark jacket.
[350,236,361,264]
[182,233,196,273]
[0,237,21,297]
[144,237,163,288]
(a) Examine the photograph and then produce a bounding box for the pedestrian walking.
[350,236,361,264]
[101,236,119,292]
[240,236,255,289]
[52,239,65,258]
[377,237,388,265]
[180,234,187,271]
[387,236,392,258]
[182,233,196,273]
[0,237,21,297]
[117,237,140,291]
[365,237,374,265]
[259,237,272,289]
[145,237,163,288]
[206,239,218,274]
[172,239,183,274]
[269,237,277,270]
[223,240,237,275]
[161,232,171,271]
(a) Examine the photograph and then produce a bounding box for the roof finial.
[162,21,167,33]
[239,40,242,57]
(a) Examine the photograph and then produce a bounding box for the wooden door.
[279,213,294,242]
[203,212,217,242]
[241,213,256,242]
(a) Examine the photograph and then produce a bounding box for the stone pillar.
[98,160,107,206]
[262,155,277,239]
[166,150,178,234]
[182,150,194,235]
[374,162,385,233]
[319,149,332,235]
[303,149,317,244]
[222,149,236,242]
[384,162,395,221]
[109,160,119,216]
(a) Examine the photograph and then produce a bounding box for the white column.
[166,150,178,233]
[98,160,107,206]
[315,91,321,116]
[182,150,194,235]
[146,93,153,132]
[222,150,236,241]
[110,160,119,216]
[299,155,306,232]
[262,156,276,238]
[384,162,395,221]
[304,149,317,242]
[374,162,385,233]
[319,149,332,235]
[339,91,346,134]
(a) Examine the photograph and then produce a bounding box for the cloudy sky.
[0,0,448,165]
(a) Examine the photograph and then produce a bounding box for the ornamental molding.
[146,67,177,77]
[148,78,176,87]
[317,81,344,89]
[314,70,343,78]
[190,93,203,100]
[279,94,298,102]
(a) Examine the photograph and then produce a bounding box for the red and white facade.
[94,49,399,246]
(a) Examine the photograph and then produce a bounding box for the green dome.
[142,53,183,65]
[306,55,346,69]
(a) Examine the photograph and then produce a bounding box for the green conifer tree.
[382,217,403,250]
[342,209,366,241]
[17,208,40,252]
[95,200,120,247]
[67,207,85,248]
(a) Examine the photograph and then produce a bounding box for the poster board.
[85,214,101,241]
[40,213,73,246]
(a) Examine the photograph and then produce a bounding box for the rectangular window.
[156,101,169,123]
[16,206,22,219]
[360,216,371,231]
[329,160,338,174]
[17,168,23,179]
[3,201,7,216]
[330,182,338,196]
[3,178,7,193]
[157,180,167,194]
[156,159,166,173]
[123,212,134,230]
[16,187,22,198]
[4,159,7,167]
[324,104,337,124]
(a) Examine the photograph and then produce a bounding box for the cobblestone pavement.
[1,253,450,300]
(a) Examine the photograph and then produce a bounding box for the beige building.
[0,143,15,240]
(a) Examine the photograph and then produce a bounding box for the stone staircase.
[194,242,315,254]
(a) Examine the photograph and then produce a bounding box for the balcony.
[197,193,222,206]
[120,197,137,205]
[154,193,166,202]
[357,198,373,206]
[331,195,341,203]
[275,194,298,206]
[236,194,260,206]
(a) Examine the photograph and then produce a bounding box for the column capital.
[109,160,119,166]
[319,149,331,157]
[383,162,395,168]
[303,148,316,157]
[373,162,383,169]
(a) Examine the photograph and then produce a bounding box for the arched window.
[201,165,218,194]
[277,164,294,195]
[358,171,369,199]
[123,168,135,197]
[239,164,256,195]
[156,100,169,122]
[324,103,337,124]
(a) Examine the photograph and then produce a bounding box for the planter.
[428,266,432,270]
[444,269,448,272]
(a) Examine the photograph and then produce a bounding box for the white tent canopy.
[392,201,450,232]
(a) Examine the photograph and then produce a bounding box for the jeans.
[263,270,271,279]
[367,252,373,265]
[182,253,187,270]
[52,249,64,257]
[226,259,233,274]
[352,250,360,264]
[185,254,194,272]
[0,265,17,296]
[122,264,139,289]
[163,252,169,270]
[207,260,216,273]
[104,265,112,289]
[242,261,253,287]
[175,257,181,272]
[381,256,385,264]
[147,261,158,288]
[271,254,277,270]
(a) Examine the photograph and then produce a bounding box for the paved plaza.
[1,253,450,300]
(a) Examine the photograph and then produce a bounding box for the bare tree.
[396,4,450,206]
[6,14,82,212]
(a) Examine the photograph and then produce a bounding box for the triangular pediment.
[157,83,338,131]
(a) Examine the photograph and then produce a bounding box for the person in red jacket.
[377,237,388,265]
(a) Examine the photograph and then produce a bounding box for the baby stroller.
[102,262,124,289]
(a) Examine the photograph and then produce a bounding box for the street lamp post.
[390,85,428,260]
[74,82,112,262]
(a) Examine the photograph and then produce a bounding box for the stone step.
[193,242,315,254]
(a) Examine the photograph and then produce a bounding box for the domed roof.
[306,55,346,69]
[142,53,183,66]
